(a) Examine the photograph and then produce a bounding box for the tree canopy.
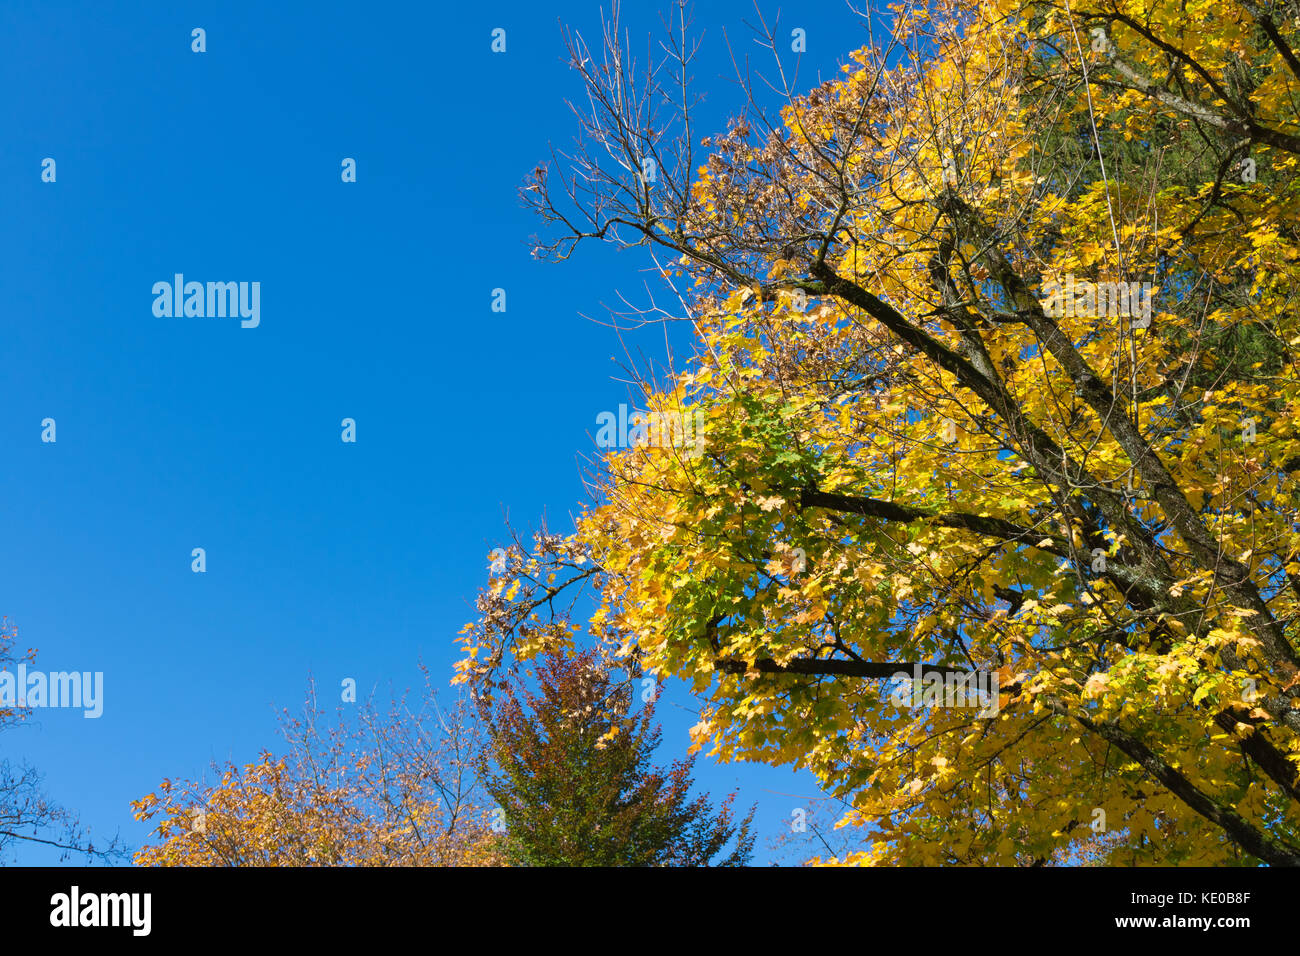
[133,674,502,866]
[460,0,1300,865]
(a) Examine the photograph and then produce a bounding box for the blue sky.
[0,0,879,864]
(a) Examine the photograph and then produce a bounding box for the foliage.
[133,671,503,866]
[461,0,1300,865]
[480,648,755,866]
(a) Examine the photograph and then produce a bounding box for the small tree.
[133,669,503,866]
[0,619,122,863]
[480,649,755,866]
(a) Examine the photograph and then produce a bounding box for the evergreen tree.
[480,649,755,866]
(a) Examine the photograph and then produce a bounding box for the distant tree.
[0,619,122,864]
[132,669,503,866]
[480,648,755,866]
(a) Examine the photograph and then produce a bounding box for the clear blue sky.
[0,0,879,864]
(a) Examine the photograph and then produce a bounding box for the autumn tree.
[480,647,755,866]
[133,669,503,866]
[460,0,1300,865]
[0,619,122,863]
